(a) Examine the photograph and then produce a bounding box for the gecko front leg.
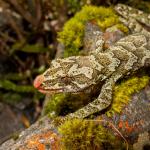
[66,73,122,119]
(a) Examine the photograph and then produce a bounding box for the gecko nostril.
[33,75,44,88]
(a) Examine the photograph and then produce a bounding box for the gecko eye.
[60,76,73,85]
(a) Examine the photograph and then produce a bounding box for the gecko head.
[34,56,95,94]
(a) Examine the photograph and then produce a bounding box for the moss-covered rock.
[44,75,150,120]
[58,5,128,57]
[58,118,126,150]
[44,93,92,118]
[106,76,150,117]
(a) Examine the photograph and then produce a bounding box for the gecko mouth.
[37,87,64,94]
[34,75,92,94]
[34,75,64,93]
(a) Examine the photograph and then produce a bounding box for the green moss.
[106,76,149,117]
[96,16,118,31]
[12,41,49,53]
[58,119,125,150]
[67,0,89,14]
[0,92,22,105]
[0,73,27,81]
[44,93,68,117]
[58,5,126,57]
[44,93,92,118]
[0,79,36,93]
[115,23,129,33]
[45,75,149,119]
[11,132,20,141]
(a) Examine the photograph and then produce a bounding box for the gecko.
[34,4,150,119]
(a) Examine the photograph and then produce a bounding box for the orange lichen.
[117,120,135,134]
[19,131,61,150]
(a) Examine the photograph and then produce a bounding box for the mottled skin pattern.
[34,4,150,120]
[115,4,150,28]
[115,4,150,37]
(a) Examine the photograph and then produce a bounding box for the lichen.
[17,131,61,150]
[58,5,127,57]
[58,118,125,150]
[106,76,149,117]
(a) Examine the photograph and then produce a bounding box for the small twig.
[1,2,24,41]
[5,13,24,40]
[13,55,26,69]
[35,0,42,28]
[0,38,9,55]
[27,0,35,16]
[5,0,37,27]
[109,122,129,150]
[87,119,129,150]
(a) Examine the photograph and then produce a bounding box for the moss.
[58,119,125,150]
[45,75,149,119]
[106,76,149,117]
[11,132,20,141]
[115,23,129,33]
[96,16,118,31]
[0,79,36,93]
[58,5,126,57]
[12,42,49,53]
[0,92,22,105]
[44,93,68,117]
[67,0,90,14]
[44,93,92,118]
[0,73,27,81]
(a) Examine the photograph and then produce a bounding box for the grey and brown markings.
[34,4,150,119]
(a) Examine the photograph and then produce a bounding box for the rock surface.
[0,83,150,150]
[1,12,150,150]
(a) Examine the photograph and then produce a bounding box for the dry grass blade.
[87,119,129,150]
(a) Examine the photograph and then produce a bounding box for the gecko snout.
[33,75,44,89]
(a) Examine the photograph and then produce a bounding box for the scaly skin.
[34,4,150,119]
[115,4,150,36]
[115,4,150,27]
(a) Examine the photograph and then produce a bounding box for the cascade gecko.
[34,4,150,119]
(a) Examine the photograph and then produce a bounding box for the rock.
[83,22,125,53]
[1,7,150,149]
[104,26,125,48]
[0,116,61,150]
[83,22,103,53]
[0,103,23,145]
[101,84,150,149]
[1,83,150,149]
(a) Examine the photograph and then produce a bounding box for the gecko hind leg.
[66,73,122,119]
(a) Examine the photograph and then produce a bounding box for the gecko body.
[34,4,150,119]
